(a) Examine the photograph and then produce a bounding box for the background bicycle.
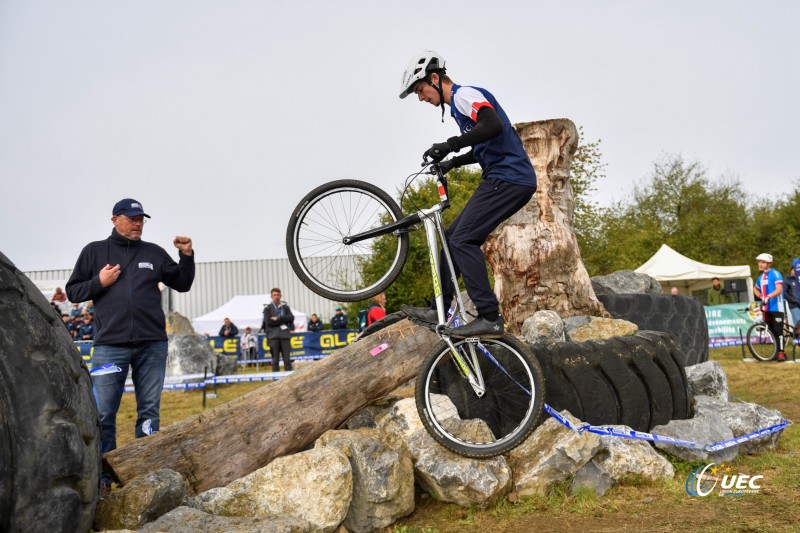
[744,302,799,361]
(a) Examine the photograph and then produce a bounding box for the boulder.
[138,506,314,533]
[93,469,186,531]
[591,270,662,296]
[506,410,602,497]
[564,316,638,342]
[166,312,197,335]
[570,460,613,497]
[693,395,784,454]
[315,428,415,533]
[651,413,737,463]
[190,447,352,533]
[593,426,674,482]
[521,310,564,345]
[685,361,729,401]
[375,398,512,508]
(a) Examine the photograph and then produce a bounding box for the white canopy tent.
[635,244,754,302]
[191,294,307,336]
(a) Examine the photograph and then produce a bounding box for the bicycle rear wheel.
[415,334,544,457]
[746,323,776,361]
[286,179,410,302]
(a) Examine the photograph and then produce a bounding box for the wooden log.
[484,118,608,333]
[104,320,438,495]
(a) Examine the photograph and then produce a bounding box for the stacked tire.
[597,293,709,366]
[0,252,100,533]
[530,331,690,431]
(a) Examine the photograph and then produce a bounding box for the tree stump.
[103,320,438,495]
[483,118,608,334]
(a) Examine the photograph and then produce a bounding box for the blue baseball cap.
[112,198,150,218]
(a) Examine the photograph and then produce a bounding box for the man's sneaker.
[449,316,504,338]
[776,352,787,362]
[401,305,439,324]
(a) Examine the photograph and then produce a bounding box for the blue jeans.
[92,341,168,454]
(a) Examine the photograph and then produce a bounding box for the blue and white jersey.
[758,268,784,312]
[449,84,536,188]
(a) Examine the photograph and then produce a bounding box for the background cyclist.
[753,252,786,361]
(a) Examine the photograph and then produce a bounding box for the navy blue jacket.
[66,229,195,345]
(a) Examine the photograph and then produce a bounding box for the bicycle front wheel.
[286,180,410,302]
[415,334,545,458]
[746,323,776,361]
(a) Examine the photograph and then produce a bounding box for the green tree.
[570,126,606,256]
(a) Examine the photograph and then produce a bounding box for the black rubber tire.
[286,179,410,302]
[530,331,690,431]
[597,293,709,366]
[416,334,545,457]
[745,323,776,361]
[0,252,101,533]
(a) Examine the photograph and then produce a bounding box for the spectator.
[753,253,786,361]
[307,313,324,332]
[218,317,239,338]
[69,302,83,320]
[784,258,800,327]
[240,326,258,365]
[367,292,387,326]
[66,197,195,499]
[262,288,295,372]
[330,306,348,330]
[51,287,67,304]
[707,277,732,305]
[85,300,95,315]
[61,313,76,337]
[670,287,679,295]
[77,313,95,341]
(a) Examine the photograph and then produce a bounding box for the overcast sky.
[1,1,797,272]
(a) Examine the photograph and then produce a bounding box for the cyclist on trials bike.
[398,50,537,338]
[753,252,787,361]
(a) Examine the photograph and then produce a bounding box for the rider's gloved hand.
[423,137,460,162]
[439,158,457,175]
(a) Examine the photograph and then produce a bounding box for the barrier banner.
[705,303,754,346]
[76,330,358,365]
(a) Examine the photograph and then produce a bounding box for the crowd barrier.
[75,329,358,365]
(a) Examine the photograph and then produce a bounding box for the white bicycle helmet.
[756,253,773,263]
[399,50,446,99]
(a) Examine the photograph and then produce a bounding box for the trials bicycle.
[745,302,799,361]
[286,161,545,457]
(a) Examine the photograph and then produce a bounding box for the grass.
[115,347,800,532]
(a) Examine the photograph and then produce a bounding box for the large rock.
[591,270,662,296]
[593,426,675,482]
[167,333,232,378]
[315,428,415,533]
[506,410,602,496]
[570,460,613,497]
[93,469,186,531]
[685,361,729,401]
[651,413,737,463]
[166,312,197,335]
[693,395,785,454]
[375,398,512,508]
[564,316,638,342]
[190,447,352,533]
[521,310,564,345]
[138,506,314,533]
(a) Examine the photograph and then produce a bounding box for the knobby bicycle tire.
[415,334,545,458]
[286,179,410,302]
[746,323,776,361]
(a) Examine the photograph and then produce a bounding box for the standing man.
[707,277,732,305]
[218,317,239,338]
[398,50,537,337]
[330,306,348,329]
[66,198,194,497]
[753,253,785,361]
[263,288,294,372]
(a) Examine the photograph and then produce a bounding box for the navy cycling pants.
[439,177,536,316]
